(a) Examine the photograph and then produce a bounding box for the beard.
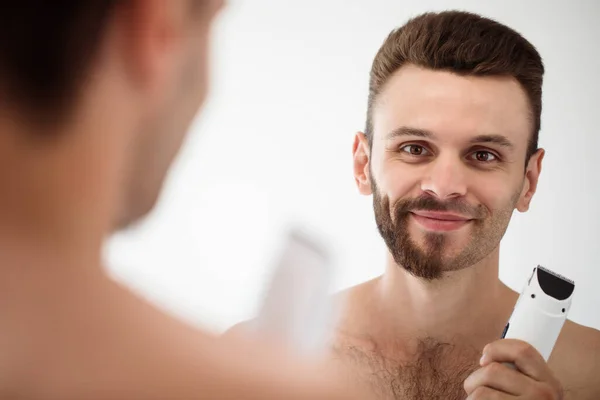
[372,180,518,281]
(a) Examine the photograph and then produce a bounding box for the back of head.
[0,1,220,232]
[365,11,544,162]
[0,1,117,125]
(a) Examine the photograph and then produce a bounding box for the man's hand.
[464,339,563,399]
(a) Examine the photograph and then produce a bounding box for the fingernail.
[480,353,488,365]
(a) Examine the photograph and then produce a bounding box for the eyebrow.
[469,134,514,148]
[385,126,434,140]
[385,126,514,148]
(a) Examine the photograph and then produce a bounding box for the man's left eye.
[470,151,497,162]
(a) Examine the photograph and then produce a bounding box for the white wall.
[105,0,600,333]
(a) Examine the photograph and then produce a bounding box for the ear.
[516,148,545,212]
[117,0,184,96]
[353,132,372,195]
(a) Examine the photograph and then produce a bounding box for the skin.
[0,1,365,399]
[229,63,600,399]
[333,64,600,399]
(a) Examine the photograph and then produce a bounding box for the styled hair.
[365,11,544,161]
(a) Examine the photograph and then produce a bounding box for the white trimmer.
[252,227,338,356]
[501,265,575,362]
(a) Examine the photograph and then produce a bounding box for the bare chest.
[331,339,480,400]
[332,341,588,400]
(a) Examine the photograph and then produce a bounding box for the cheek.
[181,26,212,105]
[375,158,422,201]
[469,174,522,213]
[189,41,209,102]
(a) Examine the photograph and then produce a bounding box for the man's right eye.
[400,144,430,156]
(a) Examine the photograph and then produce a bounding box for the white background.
[105,0,600,333]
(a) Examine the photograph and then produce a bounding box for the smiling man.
[330,10,600,400]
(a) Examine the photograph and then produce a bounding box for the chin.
[413,228,469,246]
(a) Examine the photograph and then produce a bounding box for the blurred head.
[0,0,223,231]
[352,11,545,280]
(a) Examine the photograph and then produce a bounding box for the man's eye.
[470,151,497,162]
[401,144,430,156]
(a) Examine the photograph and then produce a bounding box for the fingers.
[481,339,551,382]
[475,339,564,399]
[464,361,530,396]
[465,386,517,399]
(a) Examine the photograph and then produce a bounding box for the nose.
[420,154,467,200]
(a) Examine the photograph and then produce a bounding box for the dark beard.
[371,182,489,281]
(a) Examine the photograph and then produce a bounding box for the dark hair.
[0,1,118,122]
[365,11,544,162]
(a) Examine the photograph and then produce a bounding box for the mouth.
[410,211,473,232]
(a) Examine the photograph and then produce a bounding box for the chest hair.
[332,337,480,400]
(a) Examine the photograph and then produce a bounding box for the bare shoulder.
[223,278,380,342]
[549,319,600,399]
[330,278,383,351]
[332,277,381,323]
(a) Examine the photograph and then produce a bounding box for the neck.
[0,103,125,307]
[375,248,517,348]
[0,73,136,273]
[0,114,120,395]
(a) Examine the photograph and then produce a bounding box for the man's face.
[118,0,224,228]
[353,64,543,280]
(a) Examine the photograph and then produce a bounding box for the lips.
[410,210,473,232]
[411,211,471,221]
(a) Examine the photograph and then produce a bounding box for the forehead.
[372,64,531,150]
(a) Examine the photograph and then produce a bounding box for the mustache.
[392,195,487,219]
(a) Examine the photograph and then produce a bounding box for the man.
[333,10,600,400]
[0,1,364,399]
[229,9,600,400]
